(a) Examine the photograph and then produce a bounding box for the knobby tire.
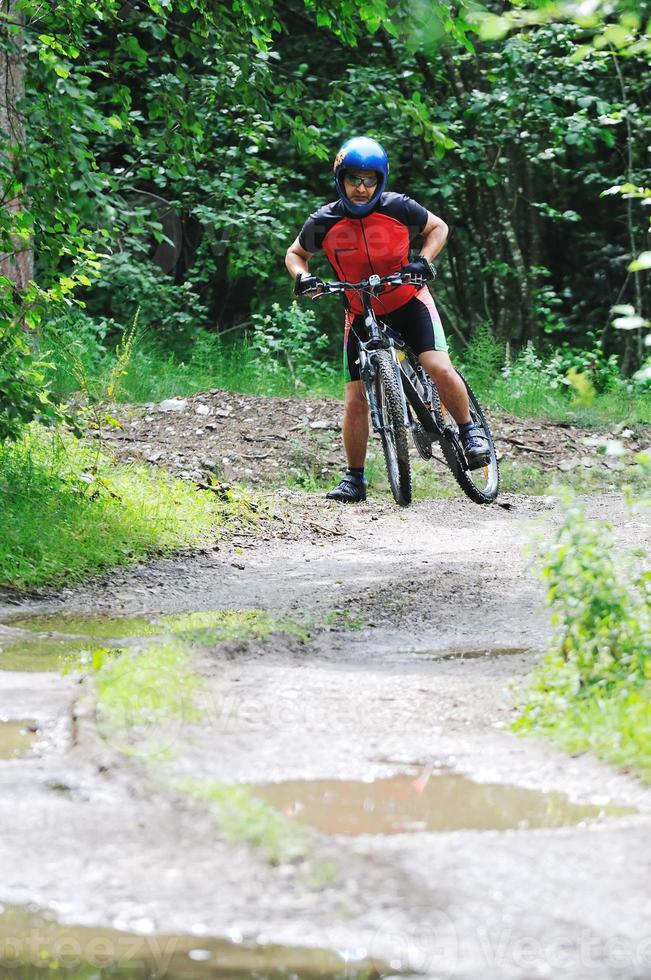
[374,350,412,506]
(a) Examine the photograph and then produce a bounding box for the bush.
[547,338,621,394]
[515,478,651,779]
[251,301,337,390]
[87,252,210,346]
[0,323,63,440]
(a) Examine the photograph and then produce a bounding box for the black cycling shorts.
[343,289,448,383]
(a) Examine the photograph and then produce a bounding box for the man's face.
[344,169,379,206]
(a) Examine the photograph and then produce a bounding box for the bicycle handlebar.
[314,271,427,296]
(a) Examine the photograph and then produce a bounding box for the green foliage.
[89,254,211,345]
[323,607,365,630]
[150,608,309,645]
[48,325,343,404]
[458,326,505,393]
[0,427,230,588]
[541,496,649,691]
[464,340,651,424]
[2,0,650,439]
[43,302,651,426]
[0,323,62,439]
[180,779,308,864]
[251,301,337,390]
[471,1,651,57]
[515,482,651,779]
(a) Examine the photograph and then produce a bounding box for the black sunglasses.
[344,174,378,188]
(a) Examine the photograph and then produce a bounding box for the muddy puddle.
[5,610,269,640]
[0,721,36,760]
[0,905,387,978]
[0,635,120,673]
[423,646,530,661]
[250,773,635,835]
[0,610,272,672]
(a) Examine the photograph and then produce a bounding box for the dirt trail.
[97,389,650,486]
[0,492,650,979]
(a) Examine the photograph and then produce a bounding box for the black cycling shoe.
[326,473,368,503]
[460,423,491,470]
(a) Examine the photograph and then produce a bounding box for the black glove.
[399,255,437,282]
[294,273,324,296]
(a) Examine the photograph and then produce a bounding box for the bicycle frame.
[315,271,444,442]
[355,278,410,436]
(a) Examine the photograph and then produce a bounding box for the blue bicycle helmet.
[333,136,389,217]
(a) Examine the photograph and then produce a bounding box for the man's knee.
[431,364,457,386]
[423,355,457,386]
[344,383,368,417]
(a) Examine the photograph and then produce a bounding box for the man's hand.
[399,255,437,283]
[294,273,325,297]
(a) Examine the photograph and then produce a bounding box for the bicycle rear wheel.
[374,350,412,506]
[438,372,499,504]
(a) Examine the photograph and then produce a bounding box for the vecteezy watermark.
[0,927,180,975]
[368,908,459,979]
[207,684,437,734]
[354,913,651,978]
[476,926,651,973]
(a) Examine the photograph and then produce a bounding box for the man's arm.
[285,237,323,296]
[285,237,314,279]
[418,211,448,262]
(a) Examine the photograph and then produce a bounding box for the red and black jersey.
[298,192,429,315]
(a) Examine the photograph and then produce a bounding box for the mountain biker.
[285,135,490,503]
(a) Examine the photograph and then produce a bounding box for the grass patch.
[152,609,309,645]
[282,446,647,502]
[410,455,646,500]
[479,372,651,426]
[0,427,256,590]
[498,459,649,496]
[47,311,651,426]
[514,486,651,782]
[75,621,311,859]
[49,324,343,404]
[525,691,651,782]
[91,641,202,727]
[322,608,365,631]
[179,779,309,864]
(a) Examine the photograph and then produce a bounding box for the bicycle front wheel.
[374,350,412,506]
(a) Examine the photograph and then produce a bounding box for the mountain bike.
[313,271,500,506]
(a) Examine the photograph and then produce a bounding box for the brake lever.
[404,274,427,287]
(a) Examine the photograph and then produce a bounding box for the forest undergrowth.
[46,311,651,427]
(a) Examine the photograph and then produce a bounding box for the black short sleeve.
[377,193,429,233]
[298,202,344,252]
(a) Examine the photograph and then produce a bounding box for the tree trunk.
[0,1,33,290]
[493,182,532,344]
[446,232,474,333]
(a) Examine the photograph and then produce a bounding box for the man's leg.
[327,381,369,502]
[419,349,490,468]
[419,350,471,424]
[342,380,369,467]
